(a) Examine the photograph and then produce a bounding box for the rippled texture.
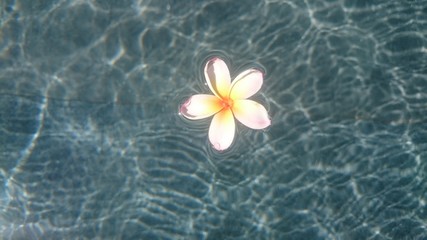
[1,0,427,239]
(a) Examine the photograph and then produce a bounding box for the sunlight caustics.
[180,57,271,151]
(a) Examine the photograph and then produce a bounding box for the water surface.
[1,0,427,239]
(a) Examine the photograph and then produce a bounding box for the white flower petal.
[230,69,263,100]
[180,94,222,120]
[204,57,231,98]
[232,99,271,129]
[208,109,235,151]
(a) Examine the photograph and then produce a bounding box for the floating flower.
[180,57,271,151]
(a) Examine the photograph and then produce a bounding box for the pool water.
[1,0,427,239]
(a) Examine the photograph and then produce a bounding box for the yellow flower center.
[221,97,234,110]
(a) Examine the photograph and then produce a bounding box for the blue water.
[1,0,427,239]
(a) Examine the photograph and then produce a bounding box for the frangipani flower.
[180,57,271,151]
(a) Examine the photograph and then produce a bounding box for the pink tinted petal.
[208,109,235,151]
[232,99,271,129]
[204,57,231,98]
[229,69,263,99]
[180,94,223,120]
